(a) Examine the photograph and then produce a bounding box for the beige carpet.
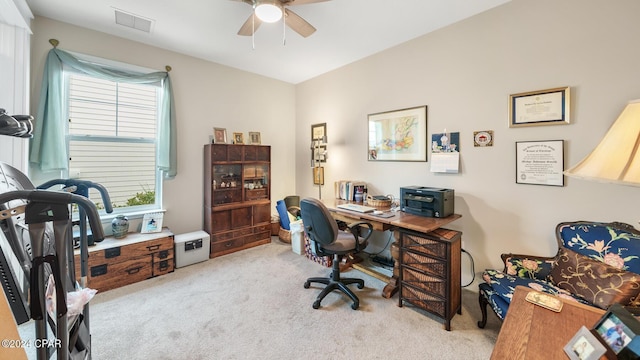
[23,239,502,359]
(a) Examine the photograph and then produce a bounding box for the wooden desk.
[325,199,462,329]
[326,199,461,294]
[492,286,606,360]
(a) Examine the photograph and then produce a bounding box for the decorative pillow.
[504,256,554,281]
[549,247,640,309]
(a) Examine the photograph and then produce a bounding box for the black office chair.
[300,198,373,310]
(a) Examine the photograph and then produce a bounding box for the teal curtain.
[29,48,177,178]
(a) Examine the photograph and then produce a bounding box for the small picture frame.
[311,145,327,164]
[564,326,607,360]
[141,212,164,234]
[233,132,244,145]
[311,123,327,142]
[213,127,227,144]
[313,167,324,185]
[592,303,640,358]
[248,132,261,145]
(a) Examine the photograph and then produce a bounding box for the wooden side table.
[491,286,606,360]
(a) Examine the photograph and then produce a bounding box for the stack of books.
[334,180,367,202]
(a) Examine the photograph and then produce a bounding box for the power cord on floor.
[461,248,475,287]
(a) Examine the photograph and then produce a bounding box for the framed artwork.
[213,127,227,144]
[311,145,327,165]
[313,167,324,185]
[311,123,327,142]
[473,130,494,147]
[516,140,564,186]
[509,86,571,127]
[233,132,244,144]
[248,132,261,145]
[368,105,427,162]
[563,326,607,360]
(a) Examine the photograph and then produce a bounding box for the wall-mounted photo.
[311,122,327,142]
[313,166,324,185]
[368,105,427,162]
[311,145,327,165]
[431,131,459,153]
[509,86,570,127]
[213,127,227,144]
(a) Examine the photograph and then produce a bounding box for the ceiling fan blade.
[284,9,316,37]
[238,13,262,36]
[286,0,331,4]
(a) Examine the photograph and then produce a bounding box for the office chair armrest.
[345,221,374,252]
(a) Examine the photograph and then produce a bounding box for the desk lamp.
[564,99,640,186]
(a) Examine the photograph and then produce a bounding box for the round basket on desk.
[366,195,392,207]
[278,227,291,243]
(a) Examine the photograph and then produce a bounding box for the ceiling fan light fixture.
[255,2,282,23]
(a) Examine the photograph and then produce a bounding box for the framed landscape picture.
[368,105,427,162]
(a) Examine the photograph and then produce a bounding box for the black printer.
[400,186,454,218]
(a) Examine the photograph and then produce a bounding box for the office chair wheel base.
[351,302,359,310]
[313,300,321,309]
[304,281,311,289]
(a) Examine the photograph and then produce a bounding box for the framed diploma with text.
[509,87,570,127]
[516,140,564,186]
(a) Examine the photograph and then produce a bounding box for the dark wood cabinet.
[204,144,271,258]
[398,227,462,331]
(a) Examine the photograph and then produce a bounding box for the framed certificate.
[509,87,570,127]
[516,140,564,186]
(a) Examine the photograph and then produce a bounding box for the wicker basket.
[278,227,291,243]
[366,195,392,207]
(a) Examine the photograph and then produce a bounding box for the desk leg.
[382,231,400,298]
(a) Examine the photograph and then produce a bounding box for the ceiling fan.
[233,0,331,38]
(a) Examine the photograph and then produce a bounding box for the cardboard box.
[174,230,210,268]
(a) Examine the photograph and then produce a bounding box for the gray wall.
[294,0,640,280]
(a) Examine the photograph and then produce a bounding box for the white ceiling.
[25,0,510,84]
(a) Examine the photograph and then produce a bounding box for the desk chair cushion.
[322,231,368,254]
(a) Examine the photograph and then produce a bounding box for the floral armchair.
[477,221,640,328]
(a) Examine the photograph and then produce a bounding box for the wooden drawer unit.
[74,229,175,292]
[398,227,461,331]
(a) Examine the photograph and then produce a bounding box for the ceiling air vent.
[114,9,153,33]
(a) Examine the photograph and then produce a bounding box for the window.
[65,72,162,213]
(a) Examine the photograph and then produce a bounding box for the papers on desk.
[336,203,376,213]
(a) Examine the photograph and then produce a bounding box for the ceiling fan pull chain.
[252,12,256,50]
[282,10,286,46]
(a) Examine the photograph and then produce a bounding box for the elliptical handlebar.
[0,190,105,242]
[37,179,113,213]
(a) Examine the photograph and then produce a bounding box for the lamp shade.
[255,2,282,23]
[564,99,640,187]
